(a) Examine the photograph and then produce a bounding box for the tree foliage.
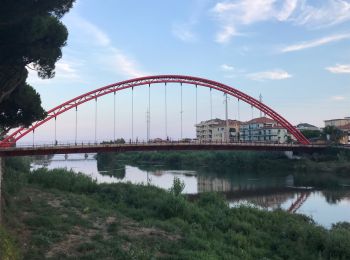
[0,0,75,130]
[300,129,321,140]
[0,83,46,133]
[322,125,345,143]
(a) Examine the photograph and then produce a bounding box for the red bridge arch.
[0,75,310,146]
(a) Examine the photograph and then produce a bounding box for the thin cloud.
[220,64,235,71]
[212,0,298,43]
[331,96,346,101]
[110,48,147,78]
[294,0,350,28]
[215,25,238,43]
[248,69,292,81]
[171,0,212,43]
[27,59,82,86]
[68,16,111,47]
[326,64,350,74]
[172,23,197,42]
[281,33,350,52]
[55,61,80,79]
[211,0,350,44]
[68,16,148,79]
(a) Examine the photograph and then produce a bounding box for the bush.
[28,168,99,194]
[169,177,185,196]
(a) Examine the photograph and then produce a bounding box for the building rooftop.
[196,118,241,126]
[324,117,350,122]
[296,123,319,128]
[241,117,276,125]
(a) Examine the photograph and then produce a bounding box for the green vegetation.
[0,0,75,132]
[322,126,347,143]
[300,129,321,140]
[0,225,20,260]
[3,157,350,259]
[96,150,296,173]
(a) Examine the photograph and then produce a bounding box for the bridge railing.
[0,139,329,151]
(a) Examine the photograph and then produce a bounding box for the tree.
[322,126,345,143]
[0,83,46,134]
[0,0,75,129]
[300,130,321,140]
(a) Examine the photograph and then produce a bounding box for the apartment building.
[239,117,290,143]
[195,118,240,142]
[324,117,350,128]
[324,117,350,144]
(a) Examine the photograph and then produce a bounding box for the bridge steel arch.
[0,75,310,146]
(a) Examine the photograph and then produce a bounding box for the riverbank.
[97,149,350,171]
[2,157,350,259]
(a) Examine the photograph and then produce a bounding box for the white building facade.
[196,119,240,142]
[239,117,290,143]
[325,117,350,128]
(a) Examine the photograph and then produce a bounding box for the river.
[31,153,350,228]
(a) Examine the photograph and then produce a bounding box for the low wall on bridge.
[0,143,329,157]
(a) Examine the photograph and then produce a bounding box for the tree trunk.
[0,66,27,105]
[0,157,3,223]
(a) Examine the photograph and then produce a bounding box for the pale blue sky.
[26,0,350,143]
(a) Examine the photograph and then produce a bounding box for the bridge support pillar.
[284,151,294,159]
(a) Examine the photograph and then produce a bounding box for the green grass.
[3,157,350,259]
[0,225,21,260]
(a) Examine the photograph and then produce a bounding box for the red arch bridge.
[0,75,327,157]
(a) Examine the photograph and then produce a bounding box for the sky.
[25,0,350,143]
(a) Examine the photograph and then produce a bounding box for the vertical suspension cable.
[75,106,78,145]
[148,84,151,142]
[237,99,241,142]
[131,87,134,142]
[180,83,183,140]
[225,93,229,143]
[94,98,97,144]
[210,88,213,120]
[195,85,198,124]
[259,94,263,118]
[54,117,57,145]
[32,130,35,147]
[165,83,168,139]
[251,105,254,119]
[113,91,116,142]
[237,99,240,121]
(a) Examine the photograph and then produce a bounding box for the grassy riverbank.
[2,157,350,259]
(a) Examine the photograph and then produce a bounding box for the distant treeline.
[96,151,294,173]
[97,148,350,173]
[96,149,350,188]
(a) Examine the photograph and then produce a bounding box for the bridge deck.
[0,142,330,157]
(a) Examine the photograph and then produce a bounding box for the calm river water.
[31,153,350,228]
